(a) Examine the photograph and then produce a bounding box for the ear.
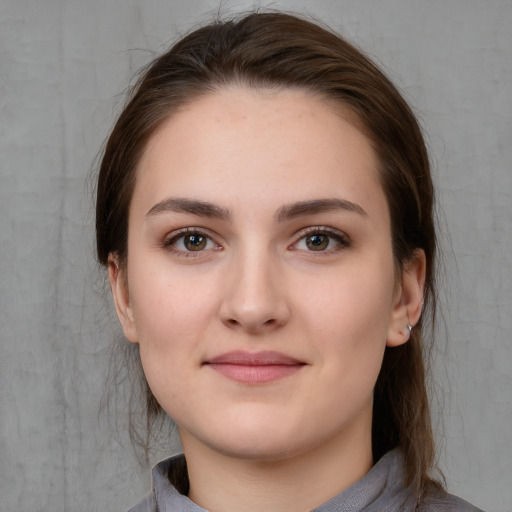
[386,249,426,347]
[108,253,138,343]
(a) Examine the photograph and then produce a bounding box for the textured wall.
[0,1,510,511]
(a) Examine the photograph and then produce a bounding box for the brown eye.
[184,234,207,251]
[305,234,330,251]
[164,230,218,255]
[292,227,350,254]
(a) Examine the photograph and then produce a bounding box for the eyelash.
[162,226,350,257]
[291,226,351,253]
[162,228,221,257]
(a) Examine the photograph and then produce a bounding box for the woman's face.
[110,87,419,462]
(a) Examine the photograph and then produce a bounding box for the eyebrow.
[146,198,232,220]
[275,198,367,221]
[146,197,366,222]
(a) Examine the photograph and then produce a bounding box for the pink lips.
[204,351,306,384]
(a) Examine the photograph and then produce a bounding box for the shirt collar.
[151,449,414,512]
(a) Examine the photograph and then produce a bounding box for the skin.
[109,87,425,512]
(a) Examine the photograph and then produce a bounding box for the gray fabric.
[127,450,484,512]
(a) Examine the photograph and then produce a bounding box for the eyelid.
[289,225,351,251]
[163,227,222,256]
[161,225,349,256]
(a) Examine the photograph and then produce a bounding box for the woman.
[96,12,483,512]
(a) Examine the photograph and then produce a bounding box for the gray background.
[1,1,510,511]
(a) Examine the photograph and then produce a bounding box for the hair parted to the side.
[96,11,439,499]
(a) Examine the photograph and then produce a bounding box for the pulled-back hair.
[96,11,438,498]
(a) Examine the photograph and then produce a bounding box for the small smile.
[203,350,307,384]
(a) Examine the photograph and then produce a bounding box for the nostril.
[223,316,279,331]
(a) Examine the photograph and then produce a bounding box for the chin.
[204,417,334,463]
[211,434,306,462]
[179,415,307,462]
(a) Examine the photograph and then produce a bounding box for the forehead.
[133,87,387,221]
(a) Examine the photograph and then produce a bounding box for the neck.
[180,423,373,512]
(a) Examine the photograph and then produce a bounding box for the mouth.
[203,350,307,384]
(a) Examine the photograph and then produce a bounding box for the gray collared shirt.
[127,449,484,512]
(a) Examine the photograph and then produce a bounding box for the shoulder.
[125,493,157,512]
[418,491,486,512]
[372,449,485,512]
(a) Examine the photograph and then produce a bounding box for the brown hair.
[96,11,439,498]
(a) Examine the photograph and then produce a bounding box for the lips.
[203,350,306,384]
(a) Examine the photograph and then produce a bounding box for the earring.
[406,324,413,335]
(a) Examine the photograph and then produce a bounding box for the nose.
[219,246,291,334]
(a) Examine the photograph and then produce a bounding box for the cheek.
[130,268,217,414]
[303,258,395,338]
[299,256,395,384]
[128,257,218,345]
[126,255,230,394]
